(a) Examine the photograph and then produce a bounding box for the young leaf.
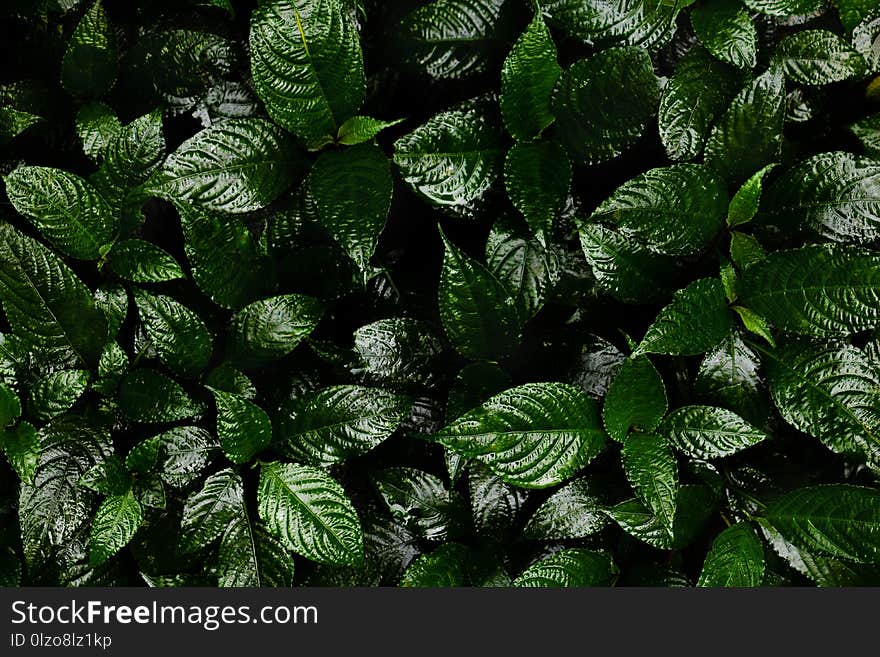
[590,164,728,257]
[212,389,271,465]
[658,47,740,161]
[504,141,571,245]
[0,224,107,368]
[433,382,607,489]
[705,68,785,184]
[438,231,522,360]
[0,383,21,427]
[500,10,561,141]
[513,549,617,587]
[634,278,733,357]
[765,485,880,563]
[523,479,609,540]
[258,461,364,567]
[336,116,403,146]
[310,143,393,273]
[698,523,765,587]
[729,232,766,271]
[75,101,120,161]
[228,294,324,368]
[661,405,769,459]
[275,385,408,466]
[727,163,776,227]
[147,119,305,214]
[603,356,668,442]
[552,46,659,165]
[773,30,867,86]
[739,244,880,337]
[4,166,116,260]
[61,0,117,98]
[621,433,678,535]
[135,291,212,378]
[89,491,143,566]
[393,99,503,211]
[691,0,757,70]
[2,421,40,485]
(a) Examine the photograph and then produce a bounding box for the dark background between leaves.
[0,0,877,585]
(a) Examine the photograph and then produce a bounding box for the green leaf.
[837,0,877,30]
[603,356,668,442]
[761,152,880,243]
[446,361,511,422]
[153,426,219,489]
[218,512,295,587]
[661,405,769,459]
[393,99,503,212]
[578,224,678,304]
[31,369,89,422]
[276,385,408,466]
[470,470,525,541]
[591,164,728,257]
[4,166,116,260]
[250,0,364,148]
[399,0,507,80]
[740,0,823,15]
[178,203,273,309]
[19,419,112,569]
[739,244,880,337]
[760,340,880,465]
[500,10,561,141]
[697,523,765,587]
[732,305,775,346]
[552,46,659,165]
[485,220,560,320]
[658,47,741,161]
[2,421,40,485]
[727,163,776,227]
[61,0,117,98]
[135,290,212,378]
[374,467,466,542]
[504,141,571,245]
[543,0,680,51]
[853,14,880,72]
[691,0,757,70]
[310,143,393,273]
[622,433,678,535]
[400,543,469,587]
[108,240,184,283]
[438,230,522,361]
[513,549,617,587]
[850,113,880,158]
[695,330,769,425]
[0,107,41,146]
[75,101,120,161]
[523,478,609,540]
[91,111,165,211]
[179,468,243,553]
[635,279,733,357]
[765,485,880,563]
[705,68,785,184]
[212,389,271,465]
[0,224,107,368]
[118,369,203,423]
[608,485,716,550]
[89,491,143,566]
[433,382,607,489]
[94,283,127,340]
[352,318,444,387]
[773,29,867,86]
[258,461,364,566]
[729,231,767,271]
[0,382,21,427]
[147,119,304,214]
[228,294,324,368]
[337,116,404,146]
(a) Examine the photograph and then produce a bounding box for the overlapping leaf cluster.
[1,0,880,588]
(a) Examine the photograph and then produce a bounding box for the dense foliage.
[1,0,880,588]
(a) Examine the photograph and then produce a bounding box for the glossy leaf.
[773,30,867,86]
[621,433,678,535]
[212,389,271,465]
[543,0,680,51]
[352,318,444,387]
[524,479,609,540]
[697,523,765,587]
[504,141,571,245]
[118,369,203,423]
[374,467,465,542]
[229,294,324,368]
[89,492,142,566]
[728,163,776,227]
[61,0,117,98]
[135,290,211,378]
[179,468,244,553]
[661,405,769,459]
[691,0,757,70]
[434,382,607,489]
[603,356,667,442]
[108,240,184,283]
[30,370,89,421]
[514,549,617,587]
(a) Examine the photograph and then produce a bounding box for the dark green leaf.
[691,0,757,70]
[218,512,295,587]
[603,356,667,442]
[697,523,764,587]
[504,141,571,245]
[543,0,680,51]
[61,0,117,98]
[30,369,89,421]
[773,29,867,86]
[118,369,203,423]
[2,421,40,485]
[212,389,271,465]
[108,240,183,283]
[179,468,243,553]
[400,543,469,587]
[523,478,609,540]
[135,290,211,378]
[89,491,142,566]
[229,294,324,368]
[622,433,678,535]
[661,405,769,459]
[352,318,444,387]
[374,467,466,542]
[514,549,617,587]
